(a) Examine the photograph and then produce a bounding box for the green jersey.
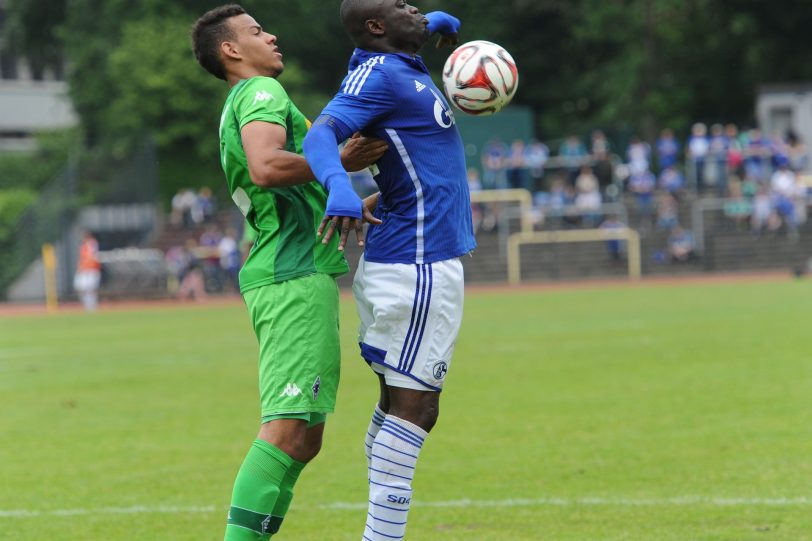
[219,76,348,292]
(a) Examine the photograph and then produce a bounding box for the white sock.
[364,404,387,473]
[363,415,427,541]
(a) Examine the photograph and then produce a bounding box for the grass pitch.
[1,278,811,540]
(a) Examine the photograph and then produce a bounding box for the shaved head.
[339,0,428,53]
[340,0,381,42]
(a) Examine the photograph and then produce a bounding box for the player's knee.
[299,436,323,463]
[419,403,439,432]
[392,399,439,433]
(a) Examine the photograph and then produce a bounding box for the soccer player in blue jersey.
[302,2,474,539]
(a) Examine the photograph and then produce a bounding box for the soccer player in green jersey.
[192,5,387,540]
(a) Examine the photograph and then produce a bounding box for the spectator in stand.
[626,135,651,175]
[706,123,729,194]
[575,166,602,227]
[177,239,207,301]
[198,186,217,222]
[73,230,102,312]
[506,139,527,191]
[590,130,614,188]
[590,129,611,156]
[686,122,710,190]
[628,169,657,230]
[655,192,679,231]
[658,165,685,197]
[656,128,680,172]
[171,188,202,228]
[467,167,485,232]
[725,123,744,178]
[786,130,809,174]
[543,176,576,228]
[559,135,588,183]
[667,225,696,262]
[199,224,223,291]
[218,227,241,293]
[744,128,771,183]
[770,156,799,235]
[599,214,626,262]
[481,138,508,189]
[523,139,549,192]
[165,244,187,294]
[751,185,781,233]
[723,179,753,230]
[547,177,571,211]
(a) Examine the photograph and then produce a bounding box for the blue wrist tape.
[425,11,461,35]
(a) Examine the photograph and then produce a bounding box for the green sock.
[224,440,294,541]
[265,459,306,535]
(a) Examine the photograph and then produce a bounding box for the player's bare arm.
[242,121,386,188]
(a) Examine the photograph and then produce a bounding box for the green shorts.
[243,272,341,424]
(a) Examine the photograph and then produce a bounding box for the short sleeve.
[232,77,290,129]
[320,60,395,133]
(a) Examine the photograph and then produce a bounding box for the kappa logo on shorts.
[279,383,303,398]
[312,376,321,401]
[432,361,448,380]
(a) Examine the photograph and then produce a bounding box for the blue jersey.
[321,48,477,265]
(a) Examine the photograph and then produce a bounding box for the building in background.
[0,0,77,151]
[757,84,812,173]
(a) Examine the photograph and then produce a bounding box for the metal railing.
[506,227,641,285]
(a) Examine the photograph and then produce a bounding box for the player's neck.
[226,66,278,87]
[358,38,418,57]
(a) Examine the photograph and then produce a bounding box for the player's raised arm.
[425,11,461,48]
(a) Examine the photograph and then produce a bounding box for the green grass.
[1,279,811,540]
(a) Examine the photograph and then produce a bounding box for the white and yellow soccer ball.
[441,40,518,116]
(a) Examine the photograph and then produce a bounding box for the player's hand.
[318,198,381,251]
[340,133,388,172]
[435,33,459,49]
[425,11,461,49]
[362,192,382,224]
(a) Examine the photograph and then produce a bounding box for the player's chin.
[271,61,285,77]
[416,29,430,48]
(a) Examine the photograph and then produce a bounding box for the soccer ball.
[441,40,518,116]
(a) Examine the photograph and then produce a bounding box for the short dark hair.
[191,4,246,80]
[340,0,373,43]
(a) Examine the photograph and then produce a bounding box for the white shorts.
[353,255,464,391]
[73,270,101,293]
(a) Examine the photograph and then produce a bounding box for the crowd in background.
[469,123,812,261]
[161,123,812,287]
[166,187,246,299]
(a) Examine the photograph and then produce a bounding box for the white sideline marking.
[318,496,812,510]
[2,497,812,518]
[0,505,217,518]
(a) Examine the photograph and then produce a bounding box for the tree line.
[6,0,812,192]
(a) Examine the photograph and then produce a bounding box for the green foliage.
[104,16,226,158]
[0,129,76,190]
[9,0,812,157]
[0,189,38,296]
[0,189,36,243]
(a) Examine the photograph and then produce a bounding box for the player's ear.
[221,40,241,62]
[365,18,385,37]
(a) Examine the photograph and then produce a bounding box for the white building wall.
[757,85,812,173]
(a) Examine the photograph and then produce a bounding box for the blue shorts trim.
[359,342,442,392]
